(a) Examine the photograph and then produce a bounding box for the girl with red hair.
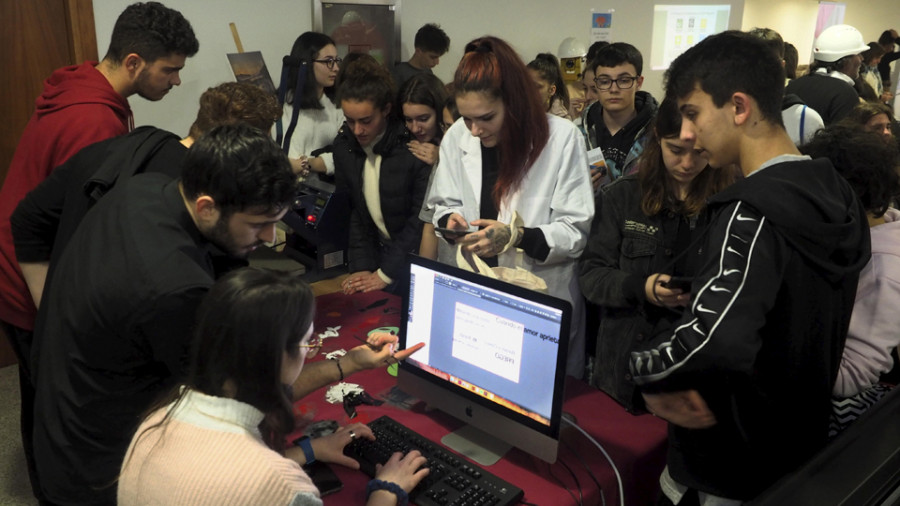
[426,36,594,377]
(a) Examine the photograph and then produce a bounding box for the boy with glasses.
[584,42,659,184]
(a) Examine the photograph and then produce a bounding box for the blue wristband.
[366,479,408,506]
[294,436,316,466]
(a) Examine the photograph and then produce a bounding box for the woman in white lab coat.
[425,36,594,378]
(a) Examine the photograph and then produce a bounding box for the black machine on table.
[281,176,350,281]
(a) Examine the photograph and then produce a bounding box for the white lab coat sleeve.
[426,122,472,226]
[532,119,594,265]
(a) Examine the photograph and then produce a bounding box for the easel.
[229,22,244,53]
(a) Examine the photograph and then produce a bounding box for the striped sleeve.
[630,202,782,385]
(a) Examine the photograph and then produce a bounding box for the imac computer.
[398,255,571,465]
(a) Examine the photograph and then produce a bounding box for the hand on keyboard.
[345,416,524,506]
[375,450,431,495]
[306,422,375,470]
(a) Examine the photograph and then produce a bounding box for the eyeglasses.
[313,57,342,69]
[298,336,323,356]
[594,75,638,90]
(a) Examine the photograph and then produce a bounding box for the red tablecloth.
[292,291,668,506]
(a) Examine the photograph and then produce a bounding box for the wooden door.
[0,0,97,367]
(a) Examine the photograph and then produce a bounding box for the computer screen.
[398,255,570,464]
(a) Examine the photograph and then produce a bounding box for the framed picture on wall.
[313,0,401,67]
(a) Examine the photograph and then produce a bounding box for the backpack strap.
[799,105,807,142]
[275,56,308,154]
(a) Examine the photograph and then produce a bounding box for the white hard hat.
[558,37,588,59]
[813,24,870,63]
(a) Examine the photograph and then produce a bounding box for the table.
[292,290,668,506]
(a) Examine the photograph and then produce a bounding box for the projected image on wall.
[650,5,731,70]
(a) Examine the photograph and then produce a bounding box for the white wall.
[94,0,745,133]
[741,0,818,59]
[94,0,898,134]
[399,0,744,102]
[742,0,900,65]
[94,0,312,135]
[841,0,900,47]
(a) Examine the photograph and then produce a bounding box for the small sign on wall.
[591,10,613,43]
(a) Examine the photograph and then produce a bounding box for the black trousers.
[0,319,43,501]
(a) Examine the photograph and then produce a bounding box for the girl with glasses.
[118,267,428,505]
[278,32,345,178]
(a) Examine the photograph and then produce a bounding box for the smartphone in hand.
[435,227,473,239]
[661,276,693,291]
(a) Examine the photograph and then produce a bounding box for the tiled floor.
[0,364,35,505]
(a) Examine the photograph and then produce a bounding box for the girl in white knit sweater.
[118,267,428,505]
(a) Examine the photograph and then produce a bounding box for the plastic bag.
[455,244,548,293]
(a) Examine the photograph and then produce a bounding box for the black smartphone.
[435,227,473,239]
[304,460,343,496]
[661,276,693,291]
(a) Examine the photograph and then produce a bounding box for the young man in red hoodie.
[0,2,197,502]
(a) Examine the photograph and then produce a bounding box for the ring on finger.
[349,430,357,440]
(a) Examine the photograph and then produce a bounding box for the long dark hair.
[283,32,336,109]
[638,98,734,217]
[128,267,316,460]
[187,267,315,451]
[397,73,449,141]
[454,36,549,208]
[784,42,799,80]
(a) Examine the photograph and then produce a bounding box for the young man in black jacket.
[629,31,871,504]
[12,82,281,303]
[29,125,299,505]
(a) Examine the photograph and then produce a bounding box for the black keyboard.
[344,415,524,506]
